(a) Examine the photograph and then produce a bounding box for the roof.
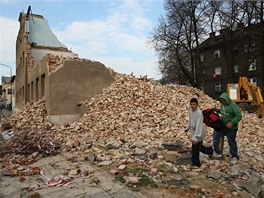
[27,14,67,49]
[1,76,11,84]
[198,22,264,50]
[10,75,16,83]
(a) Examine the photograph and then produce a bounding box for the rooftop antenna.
[26,6,34,23]
[26,6,31,18]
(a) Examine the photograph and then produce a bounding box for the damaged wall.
[15,9,115,125]
[26,54,115,125]
[47,59,115,124]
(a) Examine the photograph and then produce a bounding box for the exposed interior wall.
[31,48,77,65]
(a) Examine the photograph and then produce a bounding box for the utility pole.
[0,63,12,77]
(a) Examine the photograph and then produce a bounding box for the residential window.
[234,65,239,73]
[244,42,255,52]
[250,43,255,52]
[200,54,204,62]
[248,59,256,71]
[214,50,221,59]
[215,82,222,93]
[215,67,222,75]
[249,78,257,87]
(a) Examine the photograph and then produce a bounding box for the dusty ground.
[0,147,261,198]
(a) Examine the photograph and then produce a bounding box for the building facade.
[196,23,264,99]
[16,7,115,124]
[1,77,12,109]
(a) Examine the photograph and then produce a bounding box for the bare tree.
[151,0,264,86]
[151,0,210,86]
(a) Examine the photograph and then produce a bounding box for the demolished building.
[15,7,115,124]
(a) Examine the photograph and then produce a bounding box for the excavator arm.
[238,77,264,117]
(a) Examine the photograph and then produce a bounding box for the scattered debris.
[0,72,263,197]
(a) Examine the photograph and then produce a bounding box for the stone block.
[163,150,179,162]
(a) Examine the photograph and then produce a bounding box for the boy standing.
[185,98,213,167]
[213,93,242,164]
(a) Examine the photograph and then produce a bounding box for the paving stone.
[164,178,189,186]
[111,189,140,198]
[89,191,113,198]
[162,141,184,151]
[175,152,192,165]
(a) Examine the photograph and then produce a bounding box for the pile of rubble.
[1,72,264,197]
[47,54,81,74]
[54,72,216,155]
[0,101,60,157]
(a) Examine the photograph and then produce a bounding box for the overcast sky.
[0,0,164,81]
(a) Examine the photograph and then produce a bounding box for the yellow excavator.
[227,76,264,117]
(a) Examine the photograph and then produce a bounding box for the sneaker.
[192,165,200,169]
[230,157,238,164]
[212,152,222,158]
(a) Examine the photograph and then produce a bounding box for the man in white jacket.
[185,98,213,167]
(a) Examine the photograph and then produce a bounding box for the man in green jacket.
[213,93,242,164]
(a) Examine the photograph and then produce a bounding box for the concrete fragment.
[238,171,261,197]
[68,169,80,176]
[98,161,114,166]
[106,141,120,149]
[31,152,39,159]
[207,168,223,180]
[85,153,96,163]
[227,166,240,177]
[134,148,146,156]
[190,185,200,190]
[117,165,126,170]
[176,152,192,165]
[162,140,183,151]
[128,177,140,184]
[163,150,179,162]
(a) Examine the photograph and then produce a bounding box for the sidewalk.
[0,153,146,198]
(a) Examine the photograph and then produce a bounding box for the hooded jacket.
[186,107,206,142]
[219,93,242,129]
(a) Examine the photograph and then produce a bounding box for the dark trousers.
[192,141,213,167]
[213,128,239,159]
